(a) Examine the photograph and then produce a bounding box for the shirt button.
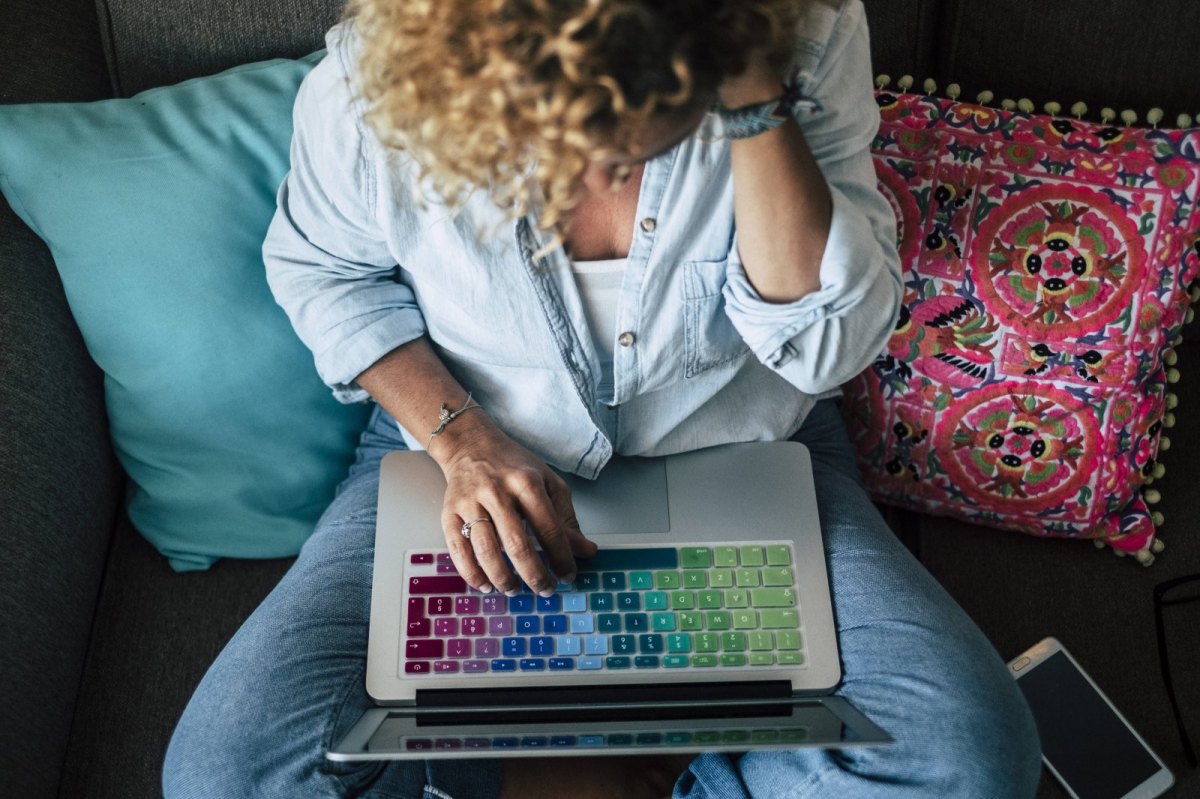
[618,331,636,347]
[639,217,657,233]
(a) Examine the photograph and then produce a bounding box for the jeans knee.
[938,677,1042,798]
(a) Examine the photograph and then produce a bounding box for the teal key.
[663,655,689,668]
[606,656,631,669]
[680,547,712,569]
[652,612,677,631]
[722,729,751,743]
[643,591,669,610]
[629,571,654,590]
[667,633,692,652]
[752,729,780,743]
[665,731,692,743]
[695,730,721,744]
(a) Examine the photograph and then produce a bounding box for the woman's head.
[347,0,801,228]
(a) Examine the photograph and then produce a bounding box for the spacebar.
[575,548,679,570]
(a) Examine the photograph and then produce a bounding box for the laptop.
[329,441,891,760]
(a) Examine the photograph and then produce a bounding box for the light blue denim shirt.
[264,0,901,479]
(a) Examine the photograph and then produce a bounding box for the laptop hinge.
[414,680,792,709]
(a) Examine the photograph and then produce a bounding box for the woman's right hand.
[430,412,597,596]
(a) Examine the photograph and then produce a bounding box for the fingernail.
[561,573,576,584]
[478,583,493,594]
[538,588,556,598]
[504,588,520,597]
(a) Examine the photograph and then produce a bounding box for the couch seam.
[91,0,124,98]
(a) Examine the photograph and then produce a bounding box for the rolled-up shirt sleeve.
[263,30,425,404]
[722,0,902,396]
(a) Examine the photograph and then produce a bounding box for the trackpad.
[557,457,670,535]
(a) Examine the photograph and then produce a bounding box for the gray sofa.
[2,0,1197,797]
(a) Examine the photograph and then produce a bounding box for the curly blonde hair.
[346,0,805,230]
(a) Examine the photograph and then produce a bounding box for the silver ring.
[460,517,493,539]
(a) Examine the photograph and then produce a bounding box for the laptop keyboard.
[400,544,806,677]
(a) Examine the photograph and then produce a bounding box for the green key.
[683,571,707,589]
[750,588,796,607]
[644,591,668,610]
[693,654,718,667]
[705,611,731,631]
[766,545,791,566]
[680,547,712,568]
[670,590,696,610]
[752,729,780,743]
[780,729,808,743]
[664,655,689,668]
[775,630,802,650]
[739,546,765,567]
[724,589,749,608]
[665,731,692,743]
[695,633,720,652]
[630,571,654,590]
[655,570,681,589]
[667,633,692,652]
[749,631,773,651]
[652,612,677,631]
[777,651,805,665]
[735,568,760,587]
[732,610,758,629]
[698,590,723,609]
[762,609,800,629]
[709,569,734,588]
[721,632,747,651]
[695,730,721,744]
[749,652,775,666]
[722,729,751,744]
[719,653,747,667]
[713,546,738,567]
[679,611,703,630]
[762,567,793,587]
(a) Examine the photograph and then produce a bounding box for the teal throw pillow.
[0,53,371,571]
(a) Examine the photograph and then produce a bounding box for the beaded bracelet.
[716,83,822,140]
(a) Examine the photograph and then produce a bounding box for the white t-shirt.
[571,258,626,402]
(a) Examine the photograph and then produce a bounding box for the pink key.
[436,553,453,566]
[406,639,444,659]
[409,576,466,594]
[406,619,431,638]
[437,562,458,574]
[433,661,459,673]
[407,597,425,619]
[481,596,506,614]
[475,638,499,657]
[405,661,431,674]
[461,617,485,636]
[488,617,513,635]
[463,660,489,673]
[447,639,472,658]
[428,596,453,616]
[455,596,480,614]
[434,618,458,636]
[410,553,433,565]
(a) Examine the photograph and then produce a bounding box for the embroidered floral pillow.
[842,90,1200,564]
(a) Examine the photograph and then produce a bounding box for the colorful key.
[436,562,458,574]
[617,592,641,611]
[639,634,663,653]
[409,576,466,594]
[680,547,712,568]
[406,640,444,659]
[721,632,747,651]
[710,569,734,588]
[455,596,480,614]
[748,631,773,651]
[739,546,765,567]
[668,633,692,652]
[734,569,760,587]
[705,611,732,630]
[463,660,489,673]
[775,630,802,650]
[509,595,533,613]
[570,613,594,634]
[733,610,758,630]
[405,661,431,674]
[777,652,805,665]
[644,591,668,610]
[761,609,800,629]
[652,612,677,631]
[698,590,723,609]
[692,654,718,667]
[410,553,433,565]
[664,655,689,668]
[725,589,748,608]
[556,635,581,655]
[536,594,562,613]
[436,553,453,566]
[750,588,796,607]
[590,593,613,612]
[491,659,516,671]
[584,635,608,655]
[434,618,458,636]
[655,571,681,590]
[670,591,695,610]
[530,636,554,656]
[598,613,621,633]
[515,615,540,634]
[634,655,660,669]
[720,653,747,667]
[629,571,654,590]
[428,596,453,615]
[762,567,793,587]
[408,597,425,619]
[678,611,703,630]
[563,593,587,612]
[406,619,431,638]
[519,658,545,671]
[549,658,575,670]
[624,613,648,632]
[475,638,499,657]
[542,614,567,634]
[461,617,484,636]
[575,573,600,591]
[606,656,631,669]
[578,656,603,670]
[766,545,791,566]
[602,572,626,591]
[502,637,526,657]
[481,595,506,614]
[713,547,738,567]
[488,617,513,636]
[750,652,774,666]
[695,633,719,652]
[612,635,636,654]
[447,639,472,658]
[433,660,459,673]
[683,571,707,589]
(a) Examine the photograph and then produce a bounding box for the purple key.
[407,597,425,619]
[433,660,459,673]
[488,617,513,636]
[405,661,431,674]
[475,638,499,657]
[406,619,431,638]
[437,562,459,574]
[406,639,444,659]
[437,553,453,566]
[428,596,453,616]
[463,660,490,673]
[481,596,506,614]
[455,596,480,614]
[434,618,458,636]
[410,553,433,565]
[461,617,485,636]
[447,639,472,658]
[409,576,467,595]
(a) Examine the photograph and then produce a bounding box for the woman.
[164,0,1042,796]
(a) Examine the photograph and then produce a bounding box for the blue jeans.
[163,400,1042,798]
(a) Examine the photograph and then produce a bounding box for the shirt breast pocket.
[682,258,751,378]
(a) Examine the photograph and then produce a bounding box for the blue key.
[577,549,679,570]
[635,655,661,669]
[563,593,587,612]
[589,593,613,612]
[536,595,562,613]
[493,737,519,747]
[584,635,608,655]
[515,615,540,634]
[548,658,575,670]
[491,659,516,671]
[509,595,533,613]
[543,614,567,634]
[638,634,664,653]
[617,592,641,611]
[636,732,663,744]
[579,734,604,745]
[530,636,554,656]
[613,634,636,654]
[606,656,631,669]
[598,613,622,633]
[502,637,526,657]
[624,613,648,632]
[550,735,577,746]
[556,635,582,655]
[602,572,626,591]
[519,658,545,671]
[570,614,594,634]
[608,733,634,745]
[575,573,600,591]
[522,736,548,747]
[578,656,603,670]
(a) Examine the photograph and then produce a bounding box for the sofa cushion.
[97,0,347,96]
[0,53,372,571]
